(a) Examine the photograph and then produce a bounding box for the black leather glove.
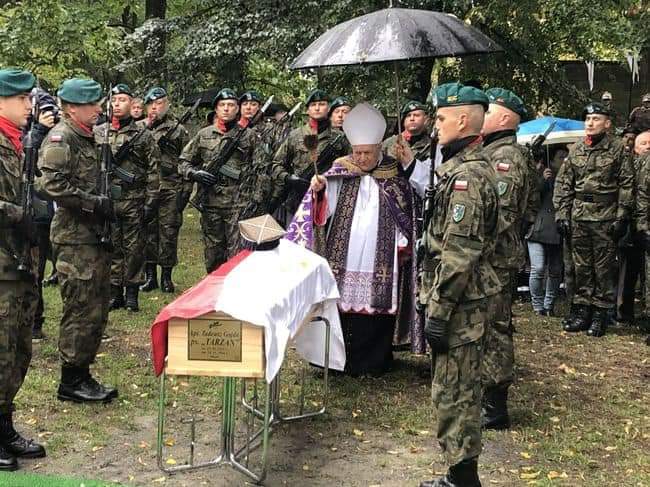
[556,219,570,237]
[93,195,115,221]
[608,219,628,242]
[189,169,218,186]
[143,205,156,224]
[424,318,449,353]
[285,174,310,193]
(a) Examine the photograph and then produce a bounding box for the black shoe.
[0,411,45,459]
[481,386,510,430]
[561,304,577,326]
[564,305,592,332]
[139,263,158,292]
[587,307,608,337]
[109,285,124,311]
[57,366,117,403]
[31,328,45,342]
[160,267,175,293]
[0,445,17,471]
[42,273,58,287]
[124,285,139,312]
[419,458,481,487]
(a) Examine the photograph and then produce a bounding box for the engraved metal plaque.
[187,318,243,362]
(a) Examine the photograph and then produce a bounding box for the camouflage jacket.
[140,115,188,190]
[418,142,501,347]
[94,119,160,207]
[382,131,431,162]
[482,133,530,269]
[634,152,650,233]
[554,134,634,223]
[626,106,650,134]
[179,123,255,209]
[38,118,104,245]
[0,131,33,280]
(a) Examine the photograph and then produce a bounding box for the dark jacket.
[527,171,561,245]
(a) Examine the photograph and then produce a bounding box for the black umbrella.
[290,7,502,132]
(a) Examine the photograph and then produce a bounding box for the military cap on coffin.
[144,87,167,105]
[0,68,36,97]
[485,88,528,119]
[57,78,102,104]
[582,102,610,120]
[239,214,286,251]
[343,103,387,146]
[431,82,489,111]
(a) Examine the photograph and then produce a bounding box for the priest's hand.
[424,318,449,353]
[310,175,327,193]
[393,136,415,169]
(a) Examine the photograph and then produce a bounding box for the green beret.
[0,68,36,97]
[431,82,489,111]
[111,84,132,97]
[401,100,428,118]
[212,88,238,106]
[486,88,527,119]
[305,89,329,106]
[57,78,102,104]
[144,87,167,105]
[328,96,351,116]
[582,102,610,120]
[239,90,262,104]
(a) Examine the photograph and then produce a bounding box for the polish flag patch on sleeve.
[453,180,468,191]
[49,134,62,142]
[496,162,510,172]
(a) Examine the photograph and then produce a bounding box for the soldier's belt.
[575,193,617,203]
[217,164,241,181]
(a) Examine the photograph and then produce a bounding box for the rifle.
[98,86,118,248]
[527,120,556,164]
[16,91,41,272]
[157,98,201,157]
[258,102,302,146]
[189,95,274,212]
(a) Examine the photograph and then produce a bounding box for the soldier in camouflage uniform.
[418,83,500,487]
[0,68,46,470]
[479,88,532,431]
[554,102,634,337]
[238,90,262,129]
[625,93,650,135]
[383,100,431,161]
[270,89,350,225]
[635,147,650,345]
[140,87,188,294]
[328,96,351,130]
[95,84,160,312]
[179,89,255,272]
[38,78,118,405]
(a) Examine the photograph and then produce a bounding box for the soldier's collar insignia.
[497,180,509,196]
[452,204,465,222]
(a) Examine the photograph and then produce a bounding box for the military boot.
[419,457,482,487]
[564,305,592,332]
[0,443,16,471]
[160,267,175,293]
[125,285,139,312]
[0,410,45,459]
[481,386,510,430]
[109,285,124,310]
[587,307,609,337]
[561,303,577,329]
[139,263,158,292]
[57,365,117,403]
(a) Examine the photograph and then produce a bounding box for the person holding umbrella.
[417,82,500,487]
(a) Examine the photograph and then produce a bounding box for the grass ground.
[8,208,650,486]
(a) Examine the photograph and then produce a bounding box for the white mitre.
[342,102,387,146]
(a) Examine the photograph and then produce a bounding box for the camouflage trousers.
[111,198,146,286]
[562,236,575,304]
[54,244,110,367]
[571,220,617,308]
[144,188,183,267]
[432,334,484,466]
[482,267,515,390]
[0,279,37,414]
[200,206,242,273]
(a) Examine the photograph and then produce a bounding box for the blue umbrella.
[517,116,585,145]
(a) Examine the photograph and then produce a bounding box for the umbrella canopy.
[517,116,585,146]
[290,8,502,69]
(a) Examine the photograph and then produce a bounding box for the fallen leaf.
[604,446,617,451]
[165,458,177,465]
[91,445,104,452]
[547,471,569,480]
[164,438,175,447]
[302,465,310,471]
[353,429,364,437]
[152,477,166,483]
[520,451,531,459]
[520,471,540,480]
